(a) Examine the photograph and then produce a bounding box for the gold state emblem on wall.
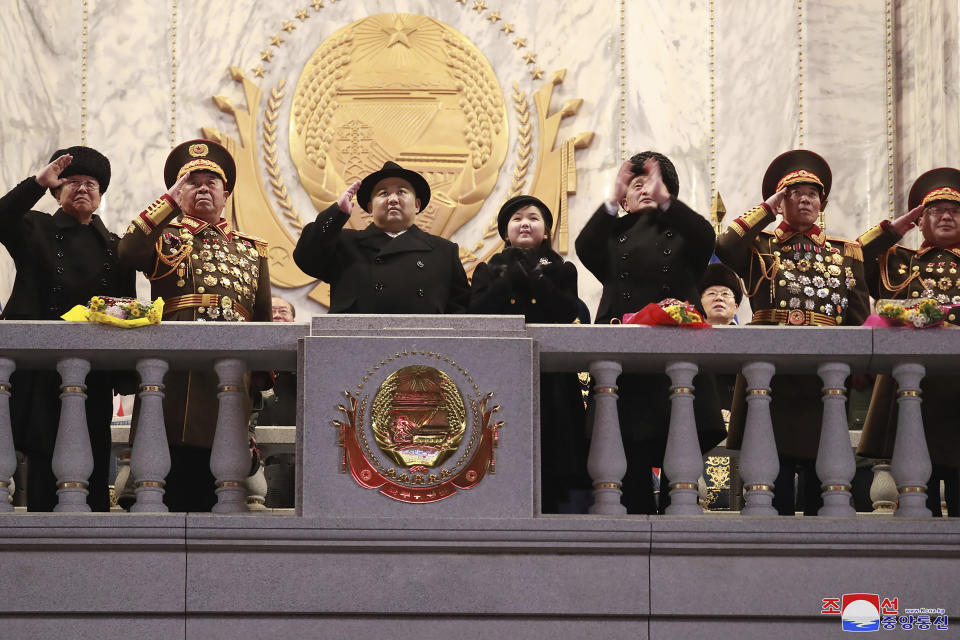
[202,6,593,307]
[333,351,503,503]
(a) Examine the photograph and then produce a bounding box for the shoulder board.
[233,229,266,244]
[234,230,269,256]
[836,240,863,260]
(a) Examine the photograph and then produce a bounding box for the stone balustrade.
[0,319,953,517]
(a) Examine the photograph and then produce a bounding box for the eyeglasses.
[62,178,99,192]
[702,290,735,300]
[925,205,960,218]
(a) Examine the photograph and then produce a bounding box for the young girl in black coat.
[470,195,590,512]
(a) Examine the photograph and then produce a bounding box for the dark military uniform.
[0,176,136,511]
[718,206,870,459]
[857,170,960,515]
[293,204,469,314]
[716,150,870,515]
[118,193,271,449]
[118,139,270,511]
[576,199,726,514]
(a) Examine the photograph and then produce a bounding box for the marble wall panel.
[803,0,888,241]
[0,1,85,305]
[714,0,802,221]
[895,0,960,251]
[624,1,711,214]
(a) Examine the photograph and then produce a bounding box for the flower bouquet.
[865,298,947,329]
[61,296,164,328]
[620,298,711,328]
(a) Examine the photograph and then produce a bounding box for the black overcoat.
[0,177,135,509]
[469,246,590,511]
[293,204,470,314]
[575,200,726,461]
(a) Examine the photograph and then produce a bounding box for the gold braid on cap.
[922,187,960,206]
[776,170,824,192]
[177,159,226,183]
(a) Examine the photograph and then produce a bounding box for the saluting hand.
[165,171,190,207]
[889,203,924,237]
[764,187,788,215]
[35,154,73,189]
[338,180,362,215]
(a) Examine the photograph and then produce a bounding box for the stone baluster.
[52,358,93,512]
[869,460,897,513]
[0,358,16,512]
[815,362,855,516]
[739,362,778,516]
[245,463,267,511]
[211,358,250,514]
[663,361,703,515]
[587,360,626,515]
[890,363,932,517]
[130,358,170,513]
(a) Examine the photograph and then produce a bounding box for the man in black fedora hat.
[294,161,469,314]
[0,145,136,510]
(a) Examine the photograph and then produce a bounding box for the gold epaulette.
[840,240,863,261]
[235,230,269,257]
[132,196,176,234]
[857,223,885,247]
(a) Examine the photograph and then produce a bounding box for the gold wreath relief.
[203,11,593,306]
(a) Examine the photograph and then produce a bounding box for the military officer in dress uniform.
[292,161,470,314]
[0,146,136,511]
[119,139,271,511]
[717,149,870,515]
[857,167,960,516]
[575,151,726,514]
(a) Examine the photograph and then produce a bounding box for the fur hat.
[47,146,111,196]
[698,262,743,306]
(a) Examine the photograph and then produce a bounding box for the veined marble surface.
[0,0,941,319]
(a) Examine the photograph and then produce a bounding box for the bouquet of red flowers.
[620,298,711,328]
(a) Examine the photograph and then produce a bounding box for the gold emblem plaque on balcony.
[334,351,503,503]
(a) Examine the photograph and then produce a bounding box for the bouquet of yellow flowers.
[875,298,945,328]
[62,296,164,328]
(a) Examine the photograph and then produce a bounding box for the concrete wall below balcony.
[0,514,957,639]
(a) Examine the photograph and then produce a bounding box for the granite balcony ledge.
[0,320,308,369]
[871,325,960,373]
[528,324,877,373]
[1,319,954,376]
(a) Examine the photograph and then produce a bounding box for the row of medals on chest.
[773,243,852,316]
[897,256,960,304]
[170,231,259,321]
